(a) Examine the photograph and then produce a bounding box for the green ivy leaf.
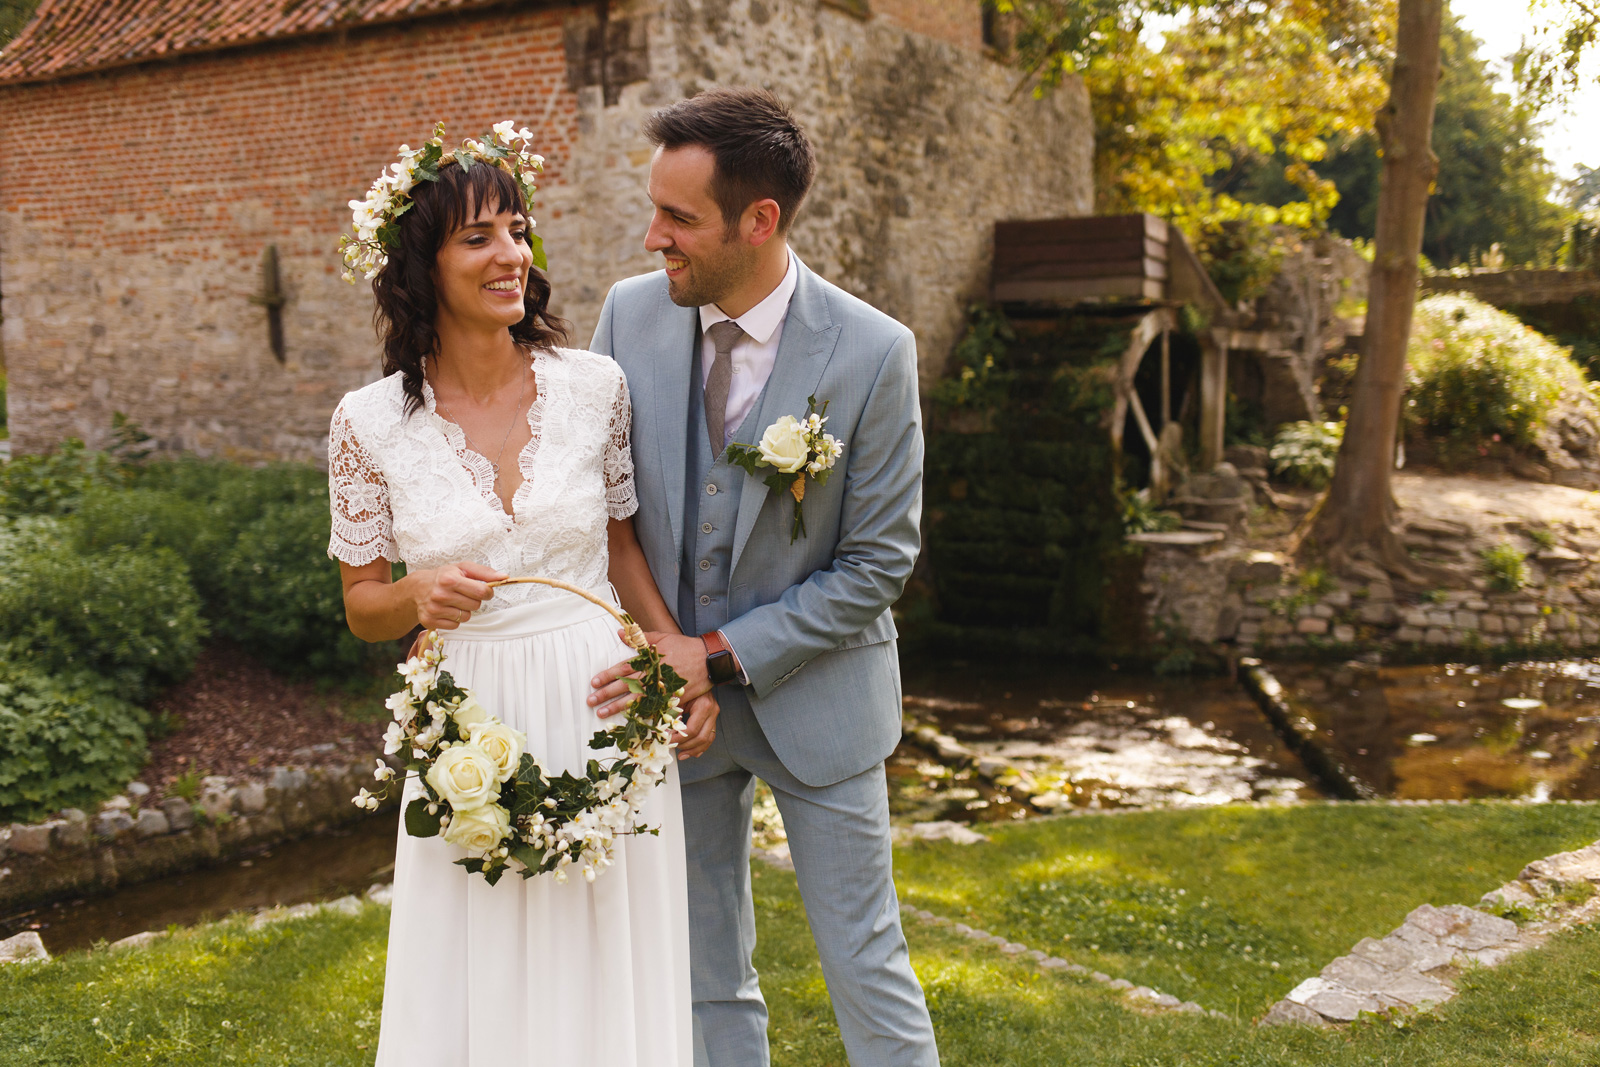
[528,232,548,271]
[405,796,440,838]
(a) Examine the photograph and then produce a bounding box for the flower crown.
[340,120,547,283]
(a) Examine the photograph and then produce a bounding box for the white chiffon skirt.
[375,594,692,1066]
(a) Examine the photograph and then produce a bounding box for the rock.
[1350,935,1451,974]
[235,782,268,814]
[135,809,170,838]
[1370,969,1454,1006]
[366,883,395,906]
[909,821,989,845]
[1305,987,1382,1022]
[1025,948,1046,961]
[198,788,236,820]
[108,930,167,952]
[1332,624,1357,644]
[94,810,135,839]
[126,782,151,799]
[1402,611,1430,628]
[0,931,50,965]
[1108,978,1133,990]
[1000,942,1026,955]
[1296,617,1329,636]
[1367,580,1395,601]
[8,822,55,855]
[270,766,309,793]
[1311,604,1335,619]
[322,895,365,917]
[1225,444,1269,470]
[1521,842,1600,885]
[1407,517,1472,539]
[52,811,88,850]
[1396,627,1424,643]
[100,795,132,812]
[1359,602,1397,626]
[1482,614,1506,634]
[1539,546,1586,567]
[1424,628,1452,646]
[1039,957,1070,970]
[1480,881,1536,909]
[1453,611,1480,630]
[1324,590,1353,609]
[161,797,196,832]
[1090,972,1111,983]
[1177,1001,1205,1014]
[1403,904,1518,951]
[1321,955,1388,988]
[1129,985,1159,1000]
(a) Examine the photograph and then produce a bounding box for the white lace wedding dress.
[326,346,691,1067]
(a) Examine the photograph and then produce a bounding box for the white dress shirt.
[698,250,798,448]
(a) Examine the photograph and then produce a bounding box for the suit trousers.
[679,684,940,1067]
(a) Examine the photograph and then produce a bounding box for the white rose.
[442,802,511,852]
[466,720,526,782]
[452,694,493,729]
[426,744,501,811]
[758,415,809,474]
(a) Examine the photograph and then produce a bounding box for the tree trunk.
[1307,0,1444,581]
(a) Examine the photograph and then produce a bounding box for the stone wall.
[0,0,1092,461]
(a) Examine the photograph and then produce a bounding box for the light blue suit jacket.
[591,259,923,787]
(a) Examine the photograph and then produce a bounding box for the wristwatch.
[702,629,739,686]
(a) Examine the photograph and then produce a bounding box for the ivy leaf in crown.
[339,119,547,284]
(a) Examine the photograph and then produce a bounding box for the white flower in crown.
[723,395,844,542]
[339,119,549,283]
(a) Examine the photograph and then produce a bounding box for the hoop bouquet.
[355,578,684,886]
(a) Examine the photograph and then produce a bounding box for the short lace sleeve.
[327,401,401,565]
[604,369,639,520]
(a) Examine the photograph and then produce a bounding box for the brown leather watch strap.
[700,630,731,658]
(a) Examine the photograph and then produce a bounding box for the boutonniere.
[724,396,844,543]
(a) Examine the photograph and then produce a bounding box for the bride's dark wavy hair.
[371,160,568,415]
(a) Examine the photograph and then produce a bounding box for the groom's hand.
[589,632,713,718]
[673,693,720,760]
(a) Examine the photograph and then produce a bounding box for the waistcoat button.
[699,559,711,571]
[699,595,711,606]
[706,484,718,496]
[701,522,713,534]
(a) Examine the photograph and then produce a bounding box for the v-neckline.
[423,349,547,524]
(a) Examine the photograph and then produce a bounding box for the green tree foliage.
[0,0,38,48]
[1223,12,1568,265]
[995,0,1392,296]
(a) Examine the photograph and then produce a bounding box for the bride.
[325,126,710,1065]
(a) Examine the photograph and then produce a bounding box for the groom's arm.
[719,328,922,698]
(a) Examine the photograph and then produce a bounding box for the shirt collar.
[698,249,797,345]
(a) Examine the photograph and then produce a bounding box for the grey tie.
[705,320,744,455]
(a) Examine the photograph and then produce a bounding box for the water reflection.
[1272,660,1600,800]
[892,665,1319,821]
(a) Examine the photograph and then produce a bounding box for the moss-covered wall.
[925,308,1149,646]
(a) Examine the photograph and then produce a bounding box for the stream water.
[1271,659,1600,801]
[1,812,400,955]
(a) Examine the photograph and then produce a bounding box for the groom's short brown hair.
[643,87,816,236]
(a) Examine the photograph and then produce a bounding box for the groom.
[588,88,938,1066]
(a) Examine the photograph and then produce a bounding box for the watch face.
[708,649,736,684]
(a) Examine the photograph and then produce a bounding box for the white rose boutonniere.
[725,396,843,543]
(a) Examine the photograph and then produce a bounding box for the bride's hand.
[414,561,506,631]
[673,693,720,760]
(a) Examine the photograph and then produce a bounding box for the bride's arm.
[606,517,678,634]
[340,559,506,642]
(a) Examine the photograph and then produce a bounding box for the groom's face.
[645,145,755,309]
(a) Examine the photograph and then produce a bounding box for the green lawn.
[3,803,1599,1066]
[892,802,1600,1016]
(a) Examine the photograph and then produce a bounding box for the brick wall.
[0,6,581,461]
[2,0,1091,463]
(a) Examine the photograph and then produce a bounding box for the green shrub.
[1269,420,1344,488]
[1406,294,1589,461]
[218,495,388,679]
[1482,540,1529,592]
[0,439,123,516]
[0,542,206,698]
[71,485,231,604]
[0,661,149,824]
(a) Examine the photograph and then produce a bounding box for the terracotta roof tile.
[0,0,527,85]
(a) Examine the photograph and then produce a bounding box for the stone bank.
[0,0,1092,462]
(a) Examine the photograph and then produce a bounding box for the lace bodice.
[326,347,636,611]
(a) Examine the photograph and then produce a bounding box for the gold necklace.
[434,360,531,478]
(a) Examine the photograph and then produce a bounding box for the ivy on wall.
[925,306,1144,644]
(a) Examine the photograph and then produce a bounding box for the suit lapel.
[641,282,698,564]
[730,261,842,575]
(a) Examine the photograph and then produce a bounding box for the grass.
[3,804,1600,1065]
[891,803,1600,1017]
